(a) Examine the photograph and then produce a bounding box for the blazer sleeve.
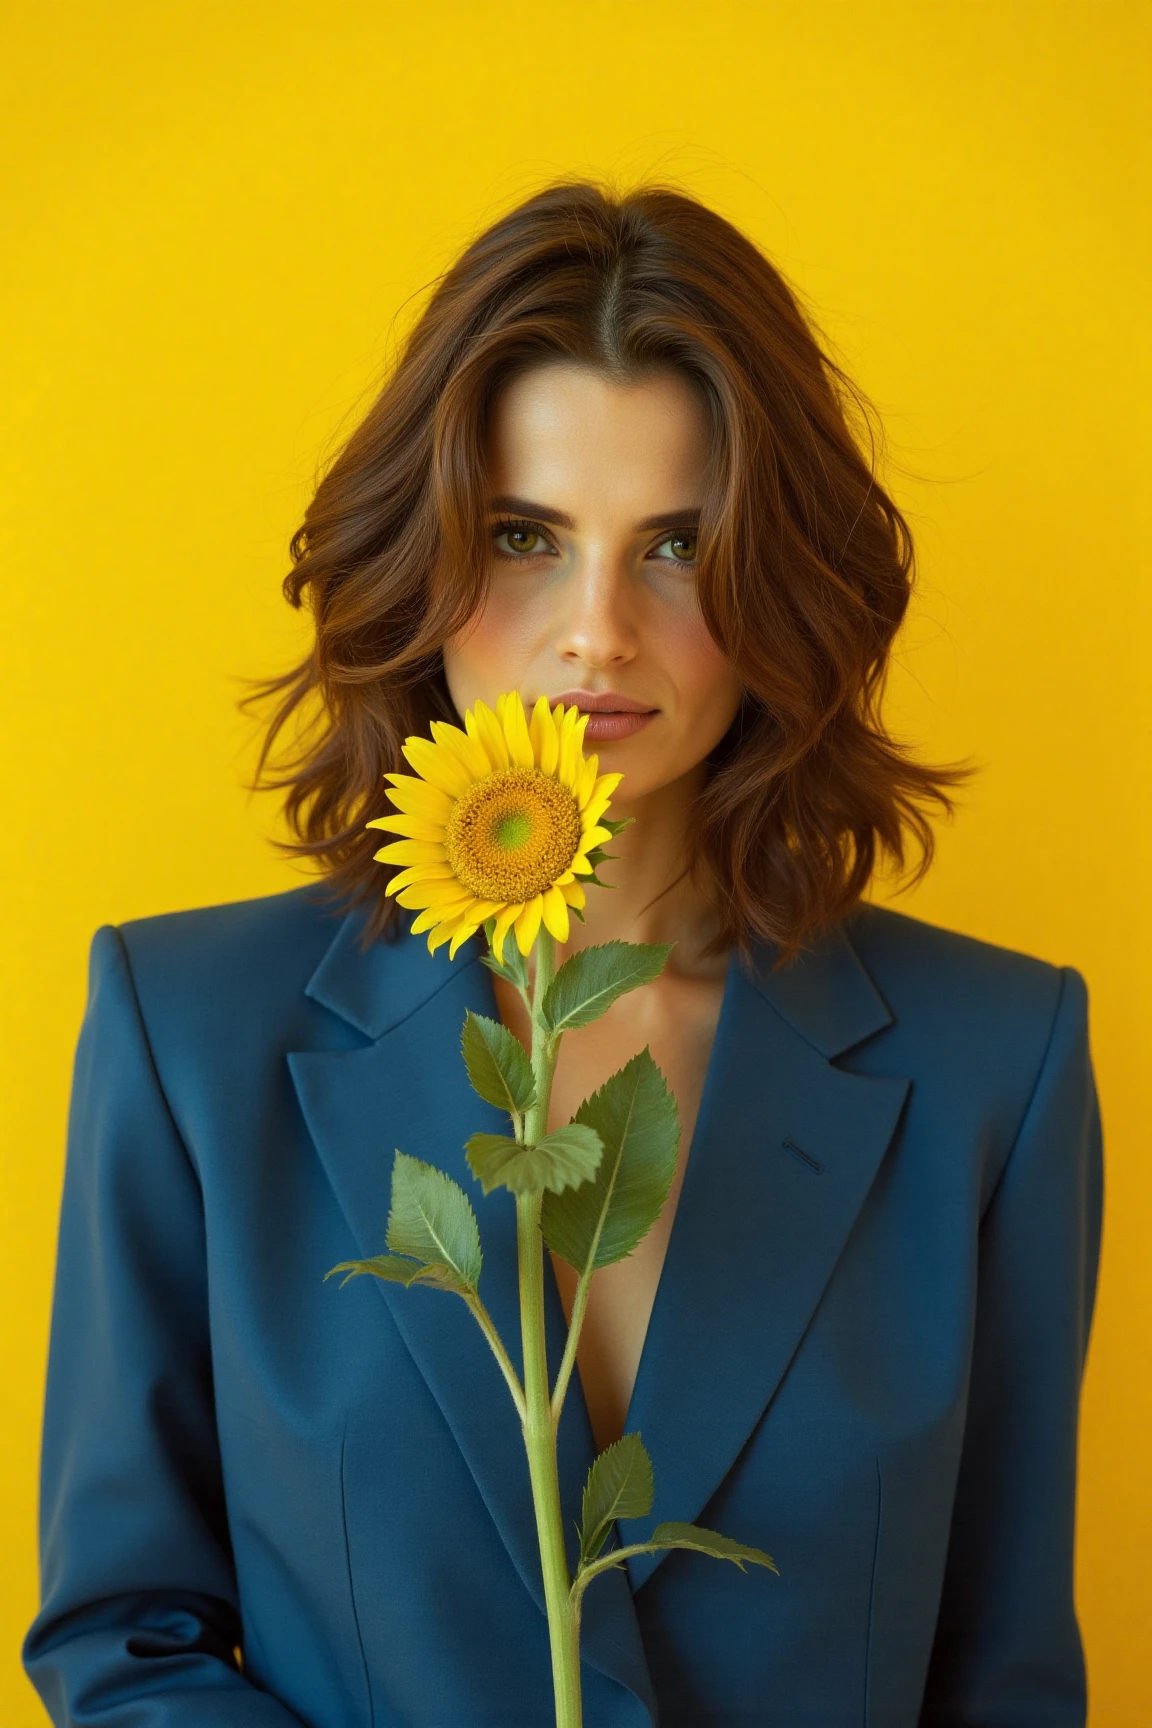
[22,926,305,1725]
[918,964,1105,1727]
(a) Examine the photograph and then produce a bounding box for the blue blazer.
[24,887,1103,1727]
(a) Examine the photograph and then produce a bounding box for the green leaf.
[325,1253,463,1291]
[460,1011,536,1116]
[542,1049,679,1272]
[478,920,531,993]
[646,1522,779,1574]
[465,1125,603,1197]
[579,1433,655,1564]
[540,941,674,1035]
[385,1150,482,1292]
[580,814,634,880]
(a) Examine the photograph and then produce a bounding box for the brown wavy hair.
[249,177,973,966]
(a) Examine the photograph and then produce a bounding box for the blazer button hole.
[782,1137,825,1174]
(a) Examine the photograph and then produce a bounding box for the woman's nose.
[551,548,639,668]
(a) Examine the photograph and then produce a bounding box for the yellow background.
[2,3,1148,1721]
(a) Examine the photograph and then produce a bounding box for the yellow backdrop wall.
[3,3,1147,1722]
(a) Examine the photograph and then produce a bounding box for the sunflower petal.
[383,862,458,896]
[468,700,510,772]
[379,781,455,823]
[559,708,591,792]
[578,825,612,852]
[395,881,475,909]
[410,904,452,935]
[559,880,587,909]
[428,720,491,782]
[529,694,560,777]
[403,902,477,931]
[366,813,446,842]
[428,909,477,955]
[466,899,508,923]
[372,839,450,865]
[492,902,522,966]
[555,706,579,790]
[581,794,615,832]
[540,884,570,943]
[514,894,544,956]
[577,752,600,808]
[448,921,481,961]
[427,921,459,954]
[502,689,535,769]
[400,734,476,797]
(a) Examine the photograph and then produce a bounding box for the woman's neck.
[552,764,728,983]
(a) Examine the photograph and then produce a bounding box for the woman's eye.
[653,532,698,565]
[493,522,553,558]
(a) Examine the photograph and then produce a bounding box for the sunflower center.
[445,766,583,903]
[495,811,532,851]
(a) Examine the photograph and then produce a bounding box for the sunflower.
[366,690,623,963]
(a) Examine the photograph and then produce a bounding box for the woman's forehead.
[485,363,711,519]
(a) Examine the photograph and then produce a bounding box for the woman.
[24,181,1103,1726]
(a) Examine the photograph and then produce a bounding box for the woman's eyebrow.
[488,495,575,528]
[634,507,701,532]
[488,494,701,533]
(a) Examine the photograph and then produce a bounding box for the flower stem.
[463,1292,526,1422]
[550,1262,592,1425]
[516,928,583,1727]
[571,1542,663,1605]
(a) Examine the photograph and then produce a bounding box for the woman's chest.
[495,967,729,1453]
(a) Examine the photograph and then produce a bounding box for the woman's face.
[441,362,745,805]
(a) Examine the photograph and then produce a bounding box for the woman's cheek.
[445,586,537,690]
[661,607,742,730]
[478,585,549,672]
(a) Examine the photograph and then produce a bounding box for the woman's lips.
[580,709,657,742]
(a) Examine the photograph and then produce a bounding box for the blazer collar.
[289,904,908,1724]
[304,898,896,1057]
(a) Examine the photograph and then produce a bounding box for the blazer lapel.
[288,907,656,1720]
[617,916,911,1589]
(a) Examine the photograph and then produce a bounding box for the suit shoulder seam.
[980,964,1073,1222]
[106,924,203,1190]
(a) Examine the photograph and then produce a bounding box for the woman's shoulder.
[847,898,1081,989]
[842,898,1089,1067]
[116,881,340,974]
[96,887,1090,1076]
[94,884,352,1040]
